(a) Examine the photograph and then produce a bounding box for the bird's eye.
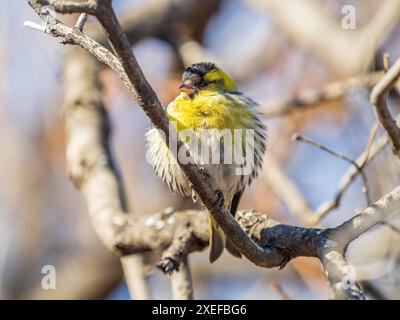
[202,80,216,87]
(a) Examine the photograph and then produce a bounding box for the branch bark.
[170,257,194,300]
[38,0,97,14]
[370,58,400,158]
[312,130,389,224]
[121,255,151,300]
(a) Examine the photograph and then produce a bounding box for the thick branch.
[170,257,194,300]
[320,186,400,299]
[320,249,363,300]
[158,224,195,300]
[121,255,151,300]
[332,186,400,245]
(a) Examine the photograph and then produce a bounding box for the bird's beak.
[179,81,197,96]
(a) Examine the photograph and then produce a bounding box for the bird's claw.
[188,182,198,203]
[191,189,198,203]
[213,189,224,209]
[157,257,178,274]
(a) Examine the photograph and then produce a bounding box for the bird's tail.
[208,215,225,263]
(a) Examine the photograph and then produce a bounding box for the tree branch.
[262,71,383,118]
[293,133,372,206]
[75,13,88,31]
[170,257,194,300]
[121,255,151,300]
[311,132,389,224]
[370,58,400,158]
[320,186,400,299]
[37,0,97,14]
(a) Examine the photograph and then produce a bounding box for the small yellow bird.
[146,62,266,263]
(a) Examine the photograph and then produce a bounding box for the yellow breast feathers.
[166,92,258,134]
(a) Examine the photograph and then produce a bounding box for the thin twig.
[293,133,372,205]
[271,282,291,300]
[311,133,389,225]
[383,53,390,72]
[75,13,88,31]
[23,21,47,33]
[362,121,380,169]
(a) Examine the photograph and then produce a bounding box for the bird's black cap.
[184,62,216,77]
[182,62,217,83]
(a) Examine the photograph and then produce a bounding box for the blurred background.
[1,0,400,299]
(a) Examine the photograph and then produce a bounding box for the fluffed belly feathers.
[146,127,250,200]
[145,95,267,203]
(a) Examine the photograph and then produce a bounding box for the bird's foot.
[213,189,225,209]
[191,189,198,203]
[188,181,198,203]
[199,166,211,180]
[157,257,178,274]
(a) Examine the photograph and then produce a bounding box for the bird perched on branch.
[146,62,266,263]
